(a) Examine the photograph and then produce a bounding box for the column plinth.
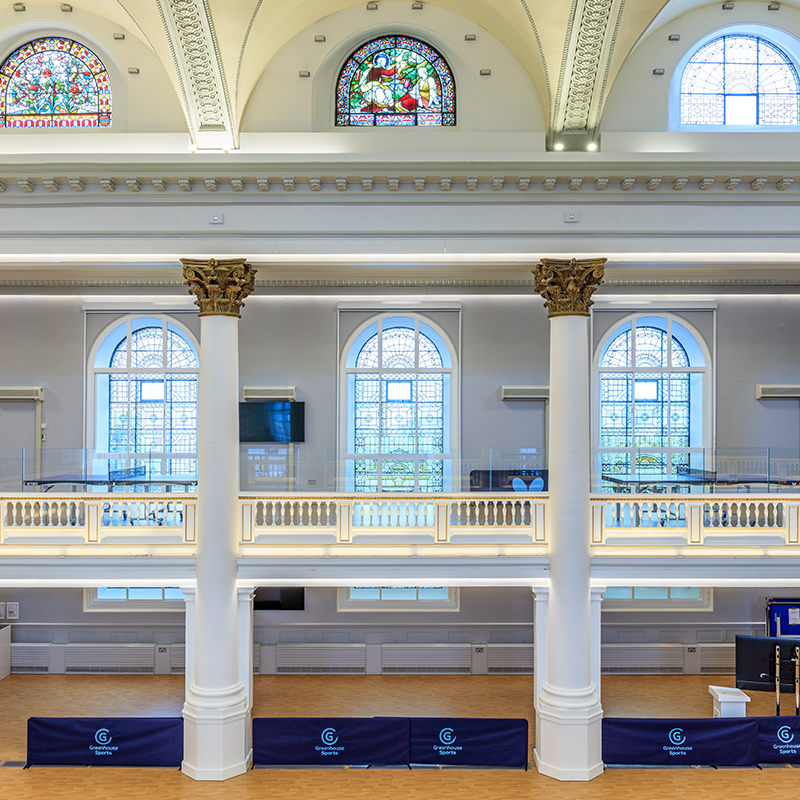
[180,259,256,781]
[533,259,605,781]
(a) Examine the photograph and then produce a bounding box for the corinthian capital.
[181,258,256,318]
[533,258,606,317]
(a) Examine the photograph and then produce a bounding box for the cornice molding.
[0,173,799,197]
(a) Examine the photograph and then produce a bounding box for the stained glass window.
[93,319,198,490]
[681,35,799,125]
[0,37,111,128]
[345,317,453,492]
[336,36,455,126]
[597,317,707,492]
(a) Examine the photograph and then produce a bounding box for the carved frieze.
[182,258,256,317]
[534,257,606,317]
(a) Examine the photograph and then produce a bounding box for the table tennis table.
[24,466,197,492]
[601,468,800,491]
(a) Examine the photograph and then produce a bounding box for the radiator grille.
[275,644,366,674]
[170,644,186,674]
[64,644,155,674]
[602,644,684,674]
[487,644,534,674]
[10,643,49,673]
[699,644,735,674]
[382,644,472,674]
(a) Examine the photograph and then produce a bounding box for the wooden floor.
[0,673,798,799]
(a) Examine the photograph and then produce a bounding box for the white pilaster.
[532,586,549,752]
[238,586,255,768]
[534,310,603,781]
[591,586,605,702]
[182,312,249,781]
[182,585,196,696]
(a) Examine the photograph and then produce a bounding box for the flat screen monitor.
[735,634,800,693]
[239,401,305,443]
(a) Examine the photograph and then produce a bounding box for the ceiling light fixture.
[554,142,564,151]
[587,142,597,151]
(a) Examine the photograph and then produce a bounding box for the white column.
[533,258,605,782]
[181,258,255,781]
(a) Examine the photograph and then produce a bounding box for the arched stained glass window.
[344,316,454,492]
[597,316,708,492]
[92,318,198,490]
[0,37,111,128]
[336,36,455,126]
[681,34,799,125]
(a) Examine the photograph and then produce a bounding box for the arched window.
[680,34,799,125]
[596,316,709,491]
[0,37,111,128]
[92,318,198,487]
[343,316,455,491]
[336,36,455,126]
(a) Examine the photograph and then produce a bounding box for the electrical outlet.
[6,602,19,619]
[158,647,167,653]
[474,647,484,653]
[687,646,696,653]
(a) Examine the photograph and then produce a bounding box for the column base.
[182,683,251,781]
[533,683,603,782]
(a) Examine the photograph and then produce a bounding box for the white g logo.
[778,725,794,744]
[668,728,685,746]
[439,727,456,745]
[94,728,111,745]
[321,727,338,745]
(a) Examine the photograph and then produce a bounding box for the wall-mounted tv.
[735,634,800,693]
[239,401,305,443]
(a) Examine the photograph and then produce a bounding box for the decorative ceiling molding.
[156,0,236,150]
[551,0,624,147]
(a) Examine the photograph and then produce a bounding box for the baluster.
[758,502,766,528]
[767,502,775,528]
[777,502,784,528]
[522,500,531,526]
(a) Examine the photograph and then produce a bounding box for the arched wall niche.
[602,0,800,133]
[0,7,186,134]
[240,2,544,134]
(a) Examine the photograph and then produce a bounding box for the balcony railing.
[2,492,800,555]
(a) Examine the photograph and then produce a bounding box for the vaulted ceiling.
[100,0,680,149]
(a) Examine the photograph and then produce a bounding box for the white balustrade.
[0,495,196,546]
[4,491,800,552]
[590,494,797,547]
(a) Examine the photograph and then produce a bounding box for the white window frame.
[593,312,712,488]
[86,314,200,481]
[602,587,713,612]
[337,586,460,612]
[669,24,800,131]
[84,587,186,612]
[339,311,460,492]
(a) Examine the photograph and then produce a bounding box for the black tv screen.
[735,634,800,693]
[239,401,305,443]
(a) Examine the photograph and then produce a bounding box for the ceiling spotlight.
[113,33,126,40]
[61,4,73,11]
[768,2,780,9]
[314,35,326,42]
[554,142,564,151]
[653,68,665,75]
[668,34,681,41]
[464,34,476,42]
[587,142,597,151]
[722,2,734,8]
[13,3,25,11]
[366,2,378,9]
[412,1,424,8]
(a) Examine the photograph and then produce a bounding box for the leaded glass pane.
[0,38,111,128]
[681,34,799,125]
[600,328,631,368]
[350,321,449,491]
[600,373,632,448]
[381,328,416,368]
[381,459,415,491]
[336,36,455,127]
[418,459,444,492]
[102,322,198,480]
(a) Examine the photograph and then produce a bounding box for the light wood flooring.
[0,673,798,799]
